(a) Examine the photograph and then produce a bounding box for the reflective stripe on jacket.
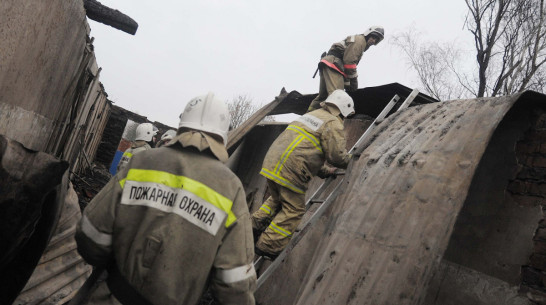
[260,107,350,193]
[319,58,347,78]
[117,141,151,172]
[76,142,256,305]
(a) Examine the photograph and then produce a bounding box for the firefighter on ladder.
[251,89,354,259]
[76,92,256,305]
[308,26,385,112]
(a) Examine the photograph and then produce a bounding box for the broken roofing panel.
[267,83,438,117]
[227,83,437,154]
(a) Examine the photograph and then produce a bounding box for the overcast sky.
[88,0,470,127]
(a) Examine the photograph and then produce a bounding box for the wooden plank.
[227,88,290,152]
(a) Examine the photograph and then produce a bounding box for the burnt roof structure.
[267,83,438,117]
[227,83,437,154]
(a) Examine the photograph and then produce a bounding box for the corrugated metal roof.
[255,91,546,304]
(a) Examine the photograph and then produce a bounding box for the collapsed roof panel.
[227,84,437,154]
[267,83,438,116]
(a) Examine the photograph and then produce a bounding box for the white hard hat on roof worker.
[135,123,158,141]
[178,92,230,145]
[322,89,355,117]
[308,26,384,113]
[363,25,385,44]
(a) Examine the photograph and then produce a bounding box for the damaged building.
[0,1,170,304]
[1,1,546,305]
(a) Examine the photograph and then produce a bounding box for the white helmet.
[135,123,157,141]
[178,92,230,145]
[324,89,355,117]
[363,26,385,44]
[161,129,177,141]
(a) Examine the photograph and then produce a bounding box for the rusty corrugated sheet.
[256,91,546,304]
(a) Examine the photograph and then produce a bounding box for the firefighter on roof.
[308,26,385,112]
[252,89,354,259]
[76,92,256,305]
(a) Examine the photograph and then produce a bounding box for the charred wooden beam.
[83,0,138,35]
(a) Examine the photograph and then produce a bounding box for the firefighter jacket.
[76,131,256,305]
[116,140,152,172]
[260,106,351,194]
[319,34,369,81]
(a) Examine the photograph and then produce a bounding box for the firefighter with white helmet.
[76,92,256,305]
[116,122,158,172]
[252,89,354,258]
[308,26,385,112]
[156,129,177,148]
[136,122,158,142]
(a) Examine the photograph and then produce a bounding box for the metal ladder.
[254,89,420,288]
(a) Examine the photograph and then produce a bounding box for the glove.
[317,166,337,179]
[348,78,358,92]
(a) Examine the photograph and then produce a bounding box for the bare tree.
[391,30,468,101]
[227,95,274,129]
[227,95,257,129]
[465,0,546,97]
[393,0,546,99]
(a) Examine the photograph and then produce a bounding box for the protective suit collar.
[319,103,342,117]
[170,130,229,162]
[132,140,149,149]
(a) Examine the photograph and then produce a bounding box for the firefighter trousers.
[308,67,345,112]
[251,179,306,256]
